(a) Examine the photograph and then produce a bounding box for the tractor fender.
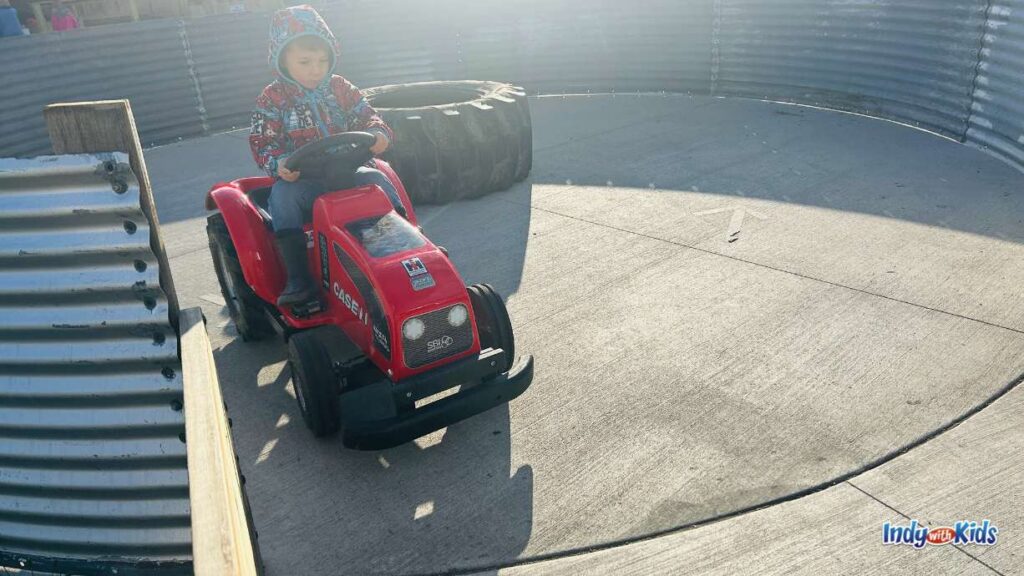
[207,182,284,304]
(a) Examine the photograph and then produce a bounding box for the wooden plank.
[43,100,180,331]
[31,2,50,32]
[180,307,261,576]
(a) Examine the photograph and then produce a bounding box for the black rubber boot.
[275,229,317,307]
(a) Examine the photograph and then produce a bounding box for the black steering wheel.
[284,132,376,182]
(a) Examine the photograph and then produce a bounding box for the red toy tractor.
[205,132,533,449]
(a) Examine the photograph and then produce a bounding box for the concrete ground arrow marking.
[694,206,767,242]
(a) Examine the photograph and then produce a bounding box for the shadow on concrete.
[416,182,534,300]
[523,95,1024,244]
[212,331,534,576]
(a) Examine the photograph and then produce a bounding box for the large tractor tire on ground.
[363,81,532,204]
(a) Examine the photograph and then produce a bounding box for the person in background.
[50,0,79,32]
[0,0,24,37]
[24,15,40,33]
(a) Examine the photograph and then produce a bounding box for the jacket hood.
[268,5,340,88]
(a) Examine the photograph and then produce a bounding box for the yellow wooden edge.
[180,307,259,576]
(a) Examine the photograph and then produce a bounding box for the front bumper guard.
[338,347,534,450]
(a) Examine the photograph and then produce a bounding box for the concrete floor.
[497,371,1024,575]
[147,94,1024,575]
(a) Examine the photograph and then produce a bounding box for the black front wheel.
[467,284,515,372]
[288,329,341,437]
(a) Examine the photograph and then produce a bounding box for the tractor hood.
[313,188,468,319]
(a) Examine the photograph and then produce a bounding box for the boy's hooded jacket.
[249,5,392,177]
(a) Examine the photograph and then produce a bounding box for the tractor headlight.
[447,304,468,327]
[402,318,426,341]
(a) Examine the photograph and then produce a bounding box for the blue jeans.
[268,167,405,232]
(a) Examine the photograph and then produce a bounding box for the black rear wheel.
[467,284,515,372]
[207,213,273,341]
[288,329,341,437]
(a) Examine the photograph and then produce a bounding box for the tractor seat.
[248,185,315,230]
[248,186,274,229]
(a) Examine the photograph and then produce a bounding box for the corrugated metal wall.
[457,0,713,93]
[713,0,988,140]
[0,20,204,159]
[186,12,274,134]
[321,1,462,87]
[0,153,191,574]
[966,0,1024,168]
[2,1,1024,171]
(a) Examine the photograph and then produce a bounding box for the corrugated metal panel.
[4,2,1024,174]
[321,1,461,86]
[0,153,190,574]
[0,20,203,158]
[714,0,988,139]
[966,0,1024,170]
[457,0,713,93]
[186,12,275,133]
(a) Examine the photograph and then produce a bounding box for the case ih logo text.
[882,520,998,549]
[427,335,454,353]
[332,282,368,325]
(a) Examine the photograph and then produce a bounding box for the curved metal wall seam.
[0,153,191,573]
[711,0,723,95]
[185,12,274,133]
[179,19,210,135]
[966,0,1024,170]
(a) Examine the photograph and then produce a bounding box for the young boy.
[250,4,405,306]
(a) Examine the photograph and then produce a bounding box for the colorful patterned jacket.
[249,5,392,177]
